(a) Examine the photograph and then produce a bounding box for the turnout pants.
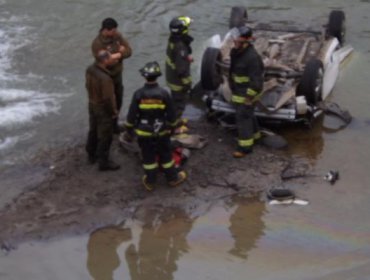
[235,104,260,152]
[171,87,190,121]
[86,104,113,164]
[137,136,177,184]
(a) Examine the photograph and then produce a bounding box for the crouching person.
[124,61,187,191]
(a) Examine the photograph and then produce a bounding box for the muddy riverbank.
[0,119,312,251]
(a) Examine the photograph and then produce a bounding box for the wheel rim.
[314,67,324,99]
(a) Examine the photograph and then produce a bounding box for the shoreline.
[0,119,311,250]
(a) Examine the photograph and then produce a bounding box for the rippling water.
[0,0,369,166]
[1,0,370,279]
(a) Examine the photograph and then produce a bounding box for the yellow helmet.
[169,16,193,34]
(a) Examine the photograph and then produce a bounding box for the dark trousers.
[112,73,123,112]
[86,105,113,164]
[235,104,260,152]
[137,136,177,184]
[112,72,124,129]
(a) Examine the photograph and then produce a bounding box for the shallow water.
[2,197,370,279]
[1,0,370,279]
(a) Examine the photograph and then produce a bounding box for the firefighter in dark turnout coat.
[124,62,187,191]
[229,26,264,158]
[165,16,193,122]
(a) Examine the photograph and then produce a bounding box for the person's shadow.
[125,208,195,280]
[228,197,266,260]
[87,226,132,280]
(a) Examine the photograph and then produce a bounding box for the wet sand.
[0,119,311,250]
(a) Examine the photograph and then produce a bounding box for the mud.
[0,119,311,251]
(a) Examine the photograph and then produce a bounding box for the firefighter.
[85,50,120,171]
[229,26,264,158]
[91,17,132,133]
[165,16,194,125]
[124,61,187,191]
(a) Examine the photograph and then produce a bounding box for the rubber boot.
[142,175,155,191]
[232,147,252,158]
[168,171,187,187]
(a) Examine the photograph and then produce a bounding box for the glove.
[187,55,194,63]
[122,130,134,142]
[122,122,135,141]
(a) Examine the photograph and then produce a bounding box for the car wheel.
[267,189,295,201]
[326,10,345,45]
[297,58,324,105]
[201,47,223,90]
[229,6,248,29]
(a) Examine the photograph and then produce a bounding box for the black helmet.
[139,61,162,79]
[169,16,192,35]
[238,26,253,39]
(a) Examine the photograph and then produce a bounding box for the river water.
[1,0,370,279]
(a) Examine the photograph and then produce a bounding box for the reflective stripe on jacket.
[165,34,193,91]
[125,83,177,137]
[229,44,264,103]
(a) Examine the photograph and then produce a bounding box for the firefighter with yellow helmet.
[165,16,194,125]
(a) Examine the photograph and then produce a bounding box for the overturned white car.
[200,7,353,125]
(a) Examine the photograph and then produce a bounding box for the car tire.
[201,47,223,91]
[267,189,295,201]
[326,10,345,45]
[297,58,324,105]
[229,6,248,29]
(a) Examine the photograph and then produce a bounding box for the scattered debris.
[281,160,310,180]
[171,134,208,149]
[268,198,309,205]
[267,188,295,200]
[324,170,339,184]
[1,241,15,253]
[321,102,352,131]
[118,132,141,155]
[266,188,309,206]
[261,134,288,149]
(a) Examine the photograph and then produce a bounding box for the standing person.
[85,50,120,171]
[124,61,187,191]
[165,16,193,125]
[92,17,132,133]
[229,26,264,158]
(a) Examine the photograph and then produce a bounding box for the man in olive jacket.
[92,17,132,132]
[85,50,120,171]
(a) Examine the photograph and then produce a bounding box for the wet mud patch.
[0,120,313,250]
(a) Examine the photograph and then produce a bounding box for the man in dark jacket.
[92,17,132,133]
[85,50,120,171]
[229,26,264,158]
[165,16,193,124]
[124,61,187,191]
